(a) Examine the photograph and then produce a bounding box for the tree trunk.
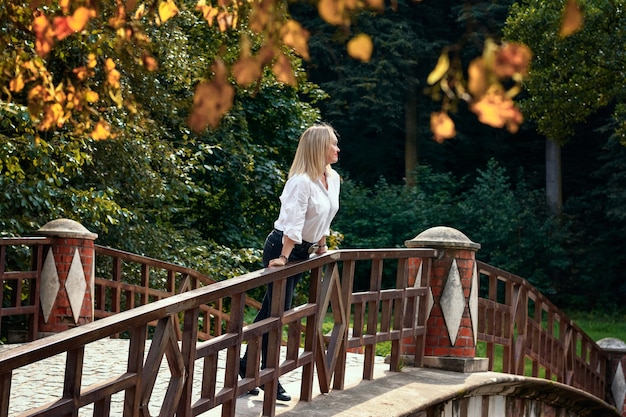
[404,90,418,187]
[545,138,562,214]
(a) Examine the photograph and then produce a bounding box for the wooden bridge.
[0,219,624,416]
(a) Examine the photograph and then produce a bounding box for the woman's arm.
[269,235,297,267]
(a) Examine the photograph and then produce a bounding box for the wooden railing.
[92,245,263,340]
[477,261,606,399]
[0,237,52,342]
[0,238,612,416]
[0,241,436,417]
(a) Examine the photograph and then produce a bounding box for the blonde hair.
[288,123,338,180]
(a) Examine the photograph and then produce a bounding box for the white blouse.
[274,170,340,245]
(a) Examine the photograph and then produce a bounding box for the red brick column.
[35,218,98,337]
[597,338,626,416]
[405,226,488,372]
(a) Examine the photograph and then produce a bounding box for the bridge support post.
[598,337,626,416]
[35,218,98,338]
[405,226,488,373]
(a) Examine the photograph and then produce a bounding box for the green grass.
[568,311,626,343]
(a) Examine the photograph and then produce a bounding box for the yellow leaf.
[427,51,449,85]
[91,120,111,140]
[347,33,373,63]
[67,7,94,32]
[87,53,97,68]
[560,0,583,37]
[280,20,310,60]
[159,0,179,24]
[467,57,488,98]
[85,90,99,103]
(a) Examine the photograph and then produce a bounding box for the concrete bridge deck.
[1,338,618,417]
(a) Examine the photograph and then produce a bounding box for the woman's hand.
[269,255,288,267]
[315,244,328,255]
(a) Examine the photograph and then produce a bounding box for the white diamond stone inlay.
[40,248,60,323]
[66,249,87,324]
[427,287,434,320]
[469,264,478,345]
[612,362,626,410]
[440,259,465,345]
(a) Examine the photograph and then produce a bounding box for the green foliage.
[334,165,462,249]
[456,159,569,296]
[0,104,132,236]
[334,161,573,302]
[505,0,626,143]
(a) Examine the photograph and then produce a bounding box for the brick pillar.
[405,226,488,373]
[597,337,626,416]
[35,218,98,338]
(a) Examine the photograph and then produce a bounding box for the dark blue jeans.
[245,229,310,368]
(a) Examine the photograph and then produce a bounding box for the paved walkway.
[5,338,611,417]
[0,339,619,417]
[0,338,393,416]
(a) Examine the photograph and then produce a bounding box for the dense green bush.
[332,160,574,305]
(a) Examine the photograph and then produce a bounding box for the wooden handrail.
[0,243,436,417]
[476,261,607,399]
[0,237,612,416]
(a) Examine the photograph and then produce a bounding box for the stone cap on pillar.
[405,226,480,251]
[597,337,626,354]
[36,218,98,240]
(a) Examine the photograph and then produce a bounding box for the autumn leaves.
[187,0,376,132]
[4,0,585,141]
[428,0,584,142]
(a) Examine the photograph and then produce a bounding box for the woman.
[240,123,341,401]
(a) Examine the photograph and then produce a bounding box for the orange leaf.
[233,57,262,86]
[188,60,234,132]
[430,111,456,143]
[217,11,233,32]
[53,16,73,40]
[560,0,583,37]
[280,20,310,60]
[143,55,159,71]
[32,13,54,56]
[39,103,64,130]
[365,0,384,11]
[318,0,348,26]
[493,43,532,78]
[250,0,271,33]
[197,1,219,26]
[159,0,179,23]
[9,75,25,93]
[470,87,523,131]
[272,53,296,86]
[347,33,373,62]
